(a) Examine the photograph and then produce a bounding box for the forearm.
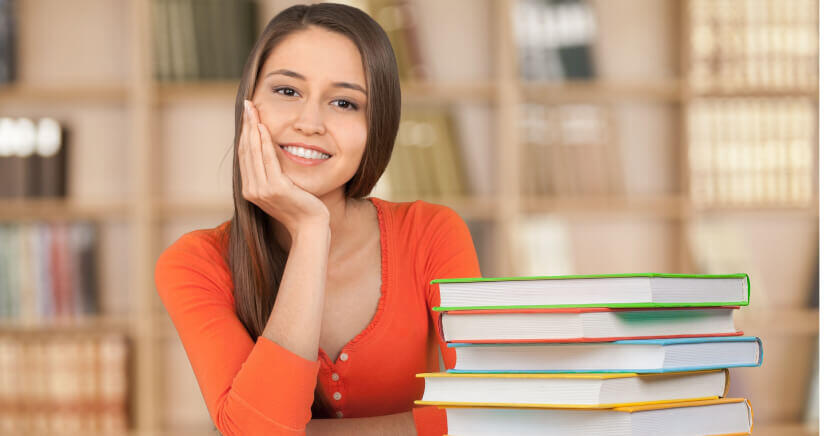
[262,223,331,361]
[305,411,417,436]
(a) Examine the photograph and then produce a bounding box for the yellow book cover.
[415,370,729,409]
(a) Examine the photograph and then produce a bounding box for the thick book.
[431,273,750,310]
[444,398,753,436]
[448,336,763,374]
[416,369,727,409]
[29,119,67,198]
[439,307,741,343]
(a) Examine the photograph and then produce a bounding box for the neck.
[273,188,364,253]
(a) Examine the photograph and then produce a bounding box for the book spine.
[0,0,15,83]
[179,0,199,80]
[167,0,185,81]
[152,0,171,82]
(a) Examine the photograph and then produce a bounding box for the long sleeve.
[154,231,320,436]
[412,203,483,436]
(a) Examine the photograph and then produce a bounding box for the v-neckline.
[318,197,389,367]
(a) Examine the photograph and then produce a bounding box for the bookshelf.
[0,0,818,434]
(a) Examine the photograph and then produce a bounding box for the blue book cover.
[447,336,763,374]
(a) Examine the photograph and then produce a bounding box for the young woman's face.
[251,26,369,197]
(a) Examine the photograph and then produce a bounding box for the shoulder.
[371,197,472,258]
[372,197,466,233]
[155,220,232,294]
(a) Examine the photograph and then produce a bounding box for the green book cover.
[430,273,750,311]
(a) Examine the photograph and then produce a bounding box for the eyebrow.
[264,69,367,95]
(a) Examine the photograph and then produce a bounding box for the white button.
[339,353,349,361]
[333,392,342,401]
[335,411,344,418]
[331,373,340,382]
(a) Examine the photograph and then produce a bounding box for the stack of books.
[416,273,762,435]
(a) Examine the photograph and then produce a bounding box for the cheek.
[336,121,368,164]
[257,103,296,131]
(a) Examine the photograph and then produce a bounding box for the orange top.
[154,197,482,436]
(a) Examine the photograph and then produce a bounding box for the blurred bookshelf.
[0,0,819,435]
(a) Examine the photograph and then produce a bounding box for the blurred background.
[0,0,819,434]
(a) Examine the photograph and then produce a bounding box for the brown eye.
[333,99,358,110]
[273,87,297,97]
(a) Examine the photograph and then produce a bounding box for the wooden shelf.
[522,79,683,104]
[683,86,819,100]
[0,315,133,334]
[0,198,129,221]
[0,83,127,104]
[157,198,233,219]
[522,195,690,218]
[691,202,819,218]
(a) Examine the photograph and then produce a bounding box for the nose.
[292,100,326,136]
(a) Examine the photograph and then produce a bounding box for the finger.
[246,101,268,186]
[238,108,255,198]
[258,123,283,182]
[241,103,262,200]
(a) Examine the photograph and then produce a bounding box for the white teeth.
[282,146,331,160]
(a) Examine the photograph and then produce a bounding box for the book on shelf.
[0,222,98,321]
[510,214,573,278]
[687,97,815,207]
[520,103,621,196]
[416,369,728,409]
[152,0,257,81]
[0,0,14,83]
[443,398,753,436]
[431,273,750,311]
[513,0,597,81]
[385,108,467,198]
[0,333,129,434]
[447,336,763,374]
[439,306,741,343]
[0,117,67,199]
[687,0,818,92]
[368,0,428,82]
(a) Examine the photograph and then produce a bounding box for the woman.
[154,3,481,435]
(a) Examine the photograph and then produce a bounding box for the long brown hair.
[223,2,400,416]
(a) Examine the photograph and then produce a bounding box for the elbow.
[210,390,307,436]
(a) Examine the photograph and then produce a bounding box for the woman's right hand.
[239,99,330,238]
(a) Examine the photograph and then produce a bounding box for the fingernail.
[244,100,252,114]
